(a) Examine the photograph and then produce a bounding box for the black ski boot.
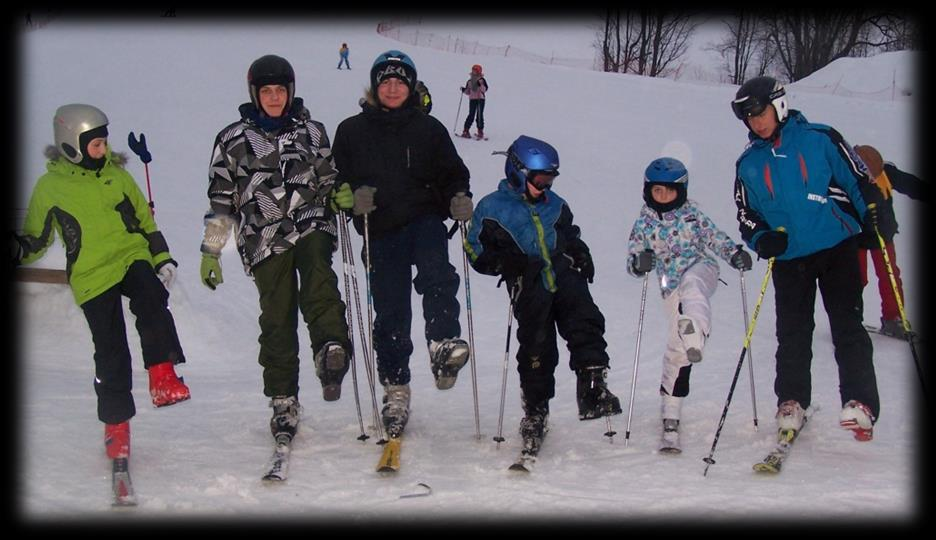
[314,341,350,402]
[270,395,300,441]
[381,384,411,438]
[519,396,549,456]
[429,338,470,390]
[576,367,622,420]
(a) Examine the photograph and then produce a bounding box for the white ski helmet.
[53,104,109,164]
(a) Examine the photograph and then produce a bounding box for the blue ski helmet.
[371,50,418,93]
[643,157,688,214]
[504,135,560,189]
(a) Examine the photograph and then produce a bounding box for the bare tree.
[709,11,763,84]
[867,12,921,51]
[765,11,901,82]
[595,9,698,78]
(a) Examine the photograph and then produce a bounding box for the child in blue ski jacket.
[465,135,622,456]
[626,157,751,453]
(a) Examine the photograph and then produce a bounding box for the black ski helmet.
[643,157,688,215]
[247,54,295,112]
[731,76,788,125]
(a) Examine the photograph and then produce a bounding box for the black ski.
[111,457,137,506]
[509,432,543,473]
[509,451,537,472]
[863,324,919,341]
[262,434,292,482]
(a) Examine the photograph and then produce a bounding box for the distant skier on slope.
[459,64,488,140]
[625,157,752,453]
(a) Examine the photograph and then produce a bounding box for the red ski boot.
[148,361,191,407]
[105,421,130,459]
[840,400,875,441]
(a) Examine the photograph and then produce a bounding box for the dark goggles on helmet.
[731,87,784,120]
[528,170,559,190]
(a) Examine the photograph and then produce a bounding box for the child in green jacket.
[14,104,190,461]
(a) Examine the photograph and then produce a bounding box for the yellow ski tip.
[377,438,402,473]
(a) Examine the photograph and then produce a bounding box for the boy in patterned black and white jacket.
[199,55,353,448]
[626,157,752,453]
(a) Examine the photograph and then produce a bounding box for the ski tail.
[111,457,137,506]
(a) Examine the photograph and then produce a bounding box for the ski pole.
[453,89,465,134]
[703,257,774,476]
[458,222,482,440]
[873,221,926,397]
[340,213,385,443]
[337,211,368,442]
[127,132,155,216]
[363,213,386,444]
[493,278,521,448]
[738,263,760,432]
[623,273,650,447]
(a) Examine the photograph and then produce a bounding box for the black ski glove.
[629,249,655,276]
[729,245,753,271]
[569,250,595,283]
[499,253,532,280]
[11,231,25,268]
[128,132,152,164]
[754,230,788,259]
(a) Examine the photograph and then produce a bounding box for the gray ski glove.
[450,192,473,221]
[353,186,377,216]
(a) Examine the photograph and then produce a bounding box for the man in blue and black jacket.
[731,76,884,442]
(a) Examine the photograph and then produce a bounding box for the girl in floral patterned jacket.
[626,157,751,453]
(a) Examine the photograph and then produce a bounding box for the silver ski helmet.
[643,157,687,214]
[247,54,295,112]
[504,135,560,190]
[731,76,788,125]
[53,104,109,164]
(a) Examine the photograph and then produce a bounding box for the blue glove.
[128,132,152,164]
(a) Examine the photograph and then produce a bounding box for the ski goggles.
[528,170,559,190]
[731,87,785,120]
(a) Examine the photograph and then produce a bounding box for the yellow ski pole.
[870,207,925,396]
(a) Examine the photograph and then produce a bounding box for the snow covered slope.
[16,17,922,526]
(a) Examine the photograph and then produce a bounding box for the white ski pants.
[659,260,720,396]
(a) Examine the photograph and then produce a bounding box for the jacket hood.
[239,96,310,125]
[360,87,419,112]
[44,144,128,167]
